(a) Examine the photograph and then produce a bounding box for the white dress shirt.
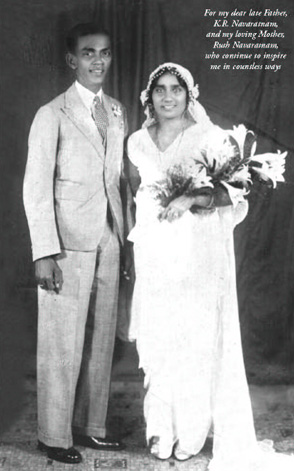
[75,80,103,115]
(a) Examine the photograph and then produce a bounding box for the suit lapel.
[61,84,105,160]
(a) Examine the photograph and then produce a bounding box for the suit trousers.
[37,221,120,448]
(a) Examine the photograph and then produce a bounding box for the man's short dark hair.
[66,23,111,54]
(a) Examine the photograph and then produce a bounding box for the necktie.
[92,95,109,143]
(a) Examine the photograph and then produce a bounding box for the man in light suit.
[23,23,129,464]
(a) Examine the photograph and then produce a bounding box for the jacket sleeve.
[23,105,61,261]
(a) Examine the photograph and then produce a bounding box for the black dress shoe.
[38,440,82,464]
[74,435,124,451]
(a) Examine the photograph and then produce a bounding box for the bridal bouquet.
[150,125,286,209]
[149,161,213,208]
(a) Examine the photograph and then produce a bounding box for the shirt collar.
[75,80,103,113]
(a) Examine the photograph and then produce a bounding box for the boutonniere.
[112,104,122,117]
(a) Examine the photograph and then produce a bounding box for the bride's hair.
[140,63,211,129]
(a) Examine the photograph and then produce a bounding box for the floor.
[0,340,294,470]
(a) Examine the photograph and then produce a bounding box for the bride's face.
[151,73,187,120]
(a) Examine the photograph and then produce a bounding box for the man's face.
[67,33,112,93]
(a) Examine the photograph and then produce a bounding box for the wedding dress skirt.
[127,126,294,470]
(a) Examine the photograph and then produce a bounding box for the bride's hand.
[159,195,196,222]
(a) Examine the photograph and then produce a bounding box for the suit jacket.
[23,83,128,261]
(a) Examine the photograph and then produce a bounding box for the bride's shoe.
[174,444,194,461]
[149,436,172,460]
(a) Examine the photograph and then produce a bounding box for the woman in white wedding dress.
[126,63,294,470]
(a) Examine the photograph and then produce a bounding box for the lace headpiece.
[140,62,211,128]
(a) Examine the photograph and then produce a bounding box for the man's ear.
[66,52,77,70]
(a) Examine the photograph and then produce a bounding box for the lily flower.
[250,150,287,188]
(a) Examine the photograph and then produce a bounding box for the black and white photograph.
[0,0,294,469]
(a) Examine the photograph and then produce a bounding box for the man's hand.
[35,256,63,292]
[121,242,135,283]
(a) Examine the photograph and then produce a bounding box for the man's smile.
[89,67,104,73]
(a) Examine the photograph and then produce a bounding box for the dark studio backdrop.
[0,0,293,433]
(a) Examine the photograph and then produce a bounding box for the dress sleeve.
[233,199,249,226]
[123,105,129,139]
[126,132,142,195]
[127,133,140,167]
